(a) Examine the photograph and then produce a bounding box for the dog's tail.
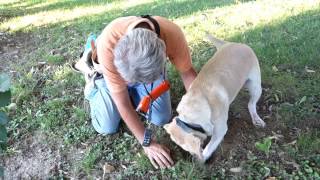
[205,31,227,49]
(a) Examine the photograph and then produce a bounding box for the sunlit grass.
[175,0,320,42]
[0,0,18,4]
[1,6,111,31]
[0,0,153,32]
[2,0,318,35]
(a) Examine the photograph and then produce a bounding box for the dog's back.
[195,33,260,103]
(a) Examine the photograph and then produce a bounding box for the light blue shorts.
[85,74,172,135]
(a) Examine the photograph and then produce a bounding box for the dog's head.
[164,89,212,158]
[177,89,212,126]
[164,117,207,158]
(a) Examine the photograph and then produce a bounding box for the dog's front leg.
[201,112,228,161]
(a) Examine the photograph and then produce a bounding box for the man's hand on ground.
[143,141,174,169]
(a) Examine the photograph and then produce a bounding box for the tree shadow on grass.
[1,0,256,20]
[2,0,257,70]
[1,0,256,32]
[0,0,116,20]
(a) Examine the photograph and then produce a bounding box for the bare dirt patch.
[3,130,90,179]
[4,131,60,179]
[0,31,38,74]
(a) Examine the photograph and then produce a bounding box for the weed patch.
[297,131,320,155]
[1,0,320,178]
[81,144,103,174]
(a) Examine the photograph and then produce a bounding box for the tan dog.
[164,33,266,161]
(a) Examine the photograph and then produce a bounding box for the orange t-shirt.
[97,16,192,92]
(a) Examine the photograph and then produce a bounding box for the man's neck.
[134,22,152,30]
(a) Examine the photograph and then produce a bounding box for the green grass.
[81,143,104,174]
[1,0,320,179]
[46,54,65,64]
[297,130,320,155]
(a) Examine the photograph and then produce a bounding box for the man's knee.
[86,77,121,135]
[92,118,120,135]
[151,109,172,126]
[90,97,121,135]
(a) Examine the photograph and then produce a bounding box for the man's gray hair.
[114,28,166,84]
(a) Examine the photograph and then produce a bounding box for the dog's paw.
[195,148,206,163]
[197,155,206,164]
[253,117,266,128]
[196,148,212,163]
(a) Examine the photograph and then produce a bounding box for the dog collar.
[175,117,206,134]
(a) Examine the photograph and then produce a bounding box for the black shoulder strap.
[140,15,160,37]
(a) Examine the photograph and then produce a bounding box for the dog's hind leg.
[245,67,266,128]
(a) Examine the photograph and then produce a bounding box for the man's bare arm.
[108,81,173,169]
[110,88,145,143]
[180,67,197,91]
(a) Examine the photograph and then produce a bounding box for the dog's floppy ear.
[163,120,175,134]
